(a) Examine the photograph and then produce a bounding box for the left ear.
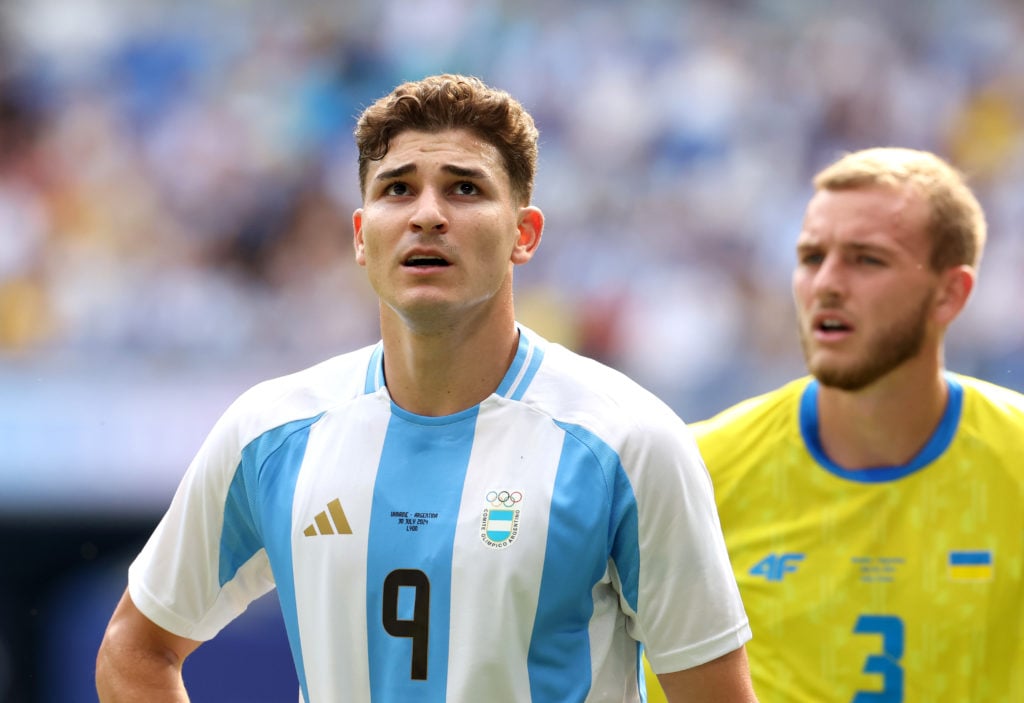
[933,265,975,326]
[353,208,367,267]
[511,206,544,265]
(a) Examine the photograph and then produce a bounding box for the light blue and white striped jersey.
[129,326,750,703]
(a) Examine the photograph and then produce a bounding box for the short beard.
[802,294,931,392]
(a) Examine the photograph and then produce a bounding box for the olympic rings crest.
[486,490,523,508]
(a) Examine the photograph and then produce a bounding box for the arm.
[96,588,203,702]
[656,646,758,703]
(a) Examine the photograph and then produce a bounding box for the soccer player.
[95,74,758,703]
[646,146,1024,702]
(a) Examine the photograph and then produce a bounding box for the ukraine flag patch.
[948,550,993,581]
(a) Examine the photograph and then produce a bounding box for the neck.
[378,302,520,417]
[815,363,949,469]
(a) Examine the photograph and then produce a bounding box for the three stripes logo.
[304,498,353,536]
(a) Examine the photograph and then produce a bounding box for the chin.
[814,371,869,391]
[810,360,890,392]
[807,354,867,392]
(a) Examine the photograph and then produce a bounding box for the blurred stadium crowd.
[2,0,1024,503]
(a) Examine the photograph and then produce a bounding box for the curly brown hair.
[354,74,539,206]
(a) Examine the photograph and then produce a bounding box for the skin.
[353,128,543,417]
[657,648,759,703]
[792,184,974,469]
[95,590,200,701]
[97,126,758,701]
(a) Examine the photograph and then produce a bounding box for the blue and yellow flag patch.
[948,550,993,581]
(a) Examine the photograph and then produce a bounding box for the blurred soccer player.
[95,73,757,702]
[647,146,1023,701]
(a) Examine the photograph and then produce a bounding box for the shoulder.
[510,331,706,488]
[692,377,810,439]
[521,338,726,520]
[525,338,686,441]
[952,373,1024,446]
[954,373,1024,416]
[689,377,810,466]
[219,344,381,448]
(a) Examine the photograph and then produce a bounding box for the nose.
[811,255,846,300]
[409,188,448,234]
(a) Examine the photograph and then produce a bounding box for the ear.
[353,208,367,267]
[933,265,975,326]
[511,206,544,265]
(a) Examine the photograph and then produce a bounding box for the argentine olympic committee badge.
[480,489,522,549]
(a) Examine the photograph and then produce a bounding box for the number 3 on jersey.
[382,569,431,680]
[852,614,904,702]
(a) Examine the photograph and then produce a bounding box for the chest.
[721,448,1024,696]
[252,406,620,600]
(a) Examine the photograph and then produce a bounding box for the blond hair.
[814,147,986,270]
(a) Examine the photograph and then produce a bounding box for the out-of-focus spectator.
[0,0,1021,442]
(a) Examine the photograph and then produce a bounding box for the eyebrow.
[373,163,490,182]
[374,164,415,182]
[796,239,891,256]
[443,164,488,180]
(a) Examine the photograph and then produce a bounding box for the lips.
[402,250,451,268]
[818,317,850,332]
[810,311,853,338]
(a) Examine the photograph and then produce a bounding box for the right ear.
[933,264,974,327]
[511,206,544,265]
[353,209,366,267]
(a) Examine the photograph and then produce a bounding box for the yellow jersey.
[646,373,1024,702]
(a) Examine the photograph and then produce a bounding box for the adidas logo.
[304,498,353,536]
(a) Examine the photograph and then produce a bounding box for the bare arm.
[96,588,203,702]
[656,646,758,703]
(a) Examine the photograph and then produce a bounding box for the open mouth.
[403,255,450,268]
[817,318,850,332]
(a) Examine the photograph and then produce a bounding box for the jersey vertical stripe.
[444,394,562,702]
[292,394,389,701]
[528,421,640,701]
[221,415,323,703]
[366,404,479,699]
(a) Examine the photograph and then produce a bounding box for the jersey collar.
[799,373,963,483]
[361,324,546,402]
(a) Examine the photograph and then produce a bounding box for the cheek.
[791,276,808,305]
[356,227,385,263]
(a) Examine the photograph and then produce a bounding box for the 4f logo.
[749,553,804,581]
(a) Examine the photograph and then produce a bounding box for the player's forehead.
[368,129,507,182]
[797,185,930,253]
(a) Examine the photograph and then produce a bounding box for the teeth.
[821,319,844,330]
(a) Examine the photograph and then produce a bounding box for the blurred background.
[1,0,1023,700]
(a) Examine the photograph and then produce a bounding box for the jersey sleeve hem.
[128,548,275,642]
[646,619,752,674]
[128,578,214,642]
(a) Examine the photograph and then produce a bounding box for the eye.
[385,182,410,196]
[798,252,824,266]
[454,181,478,196]
[856,254,885,266]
